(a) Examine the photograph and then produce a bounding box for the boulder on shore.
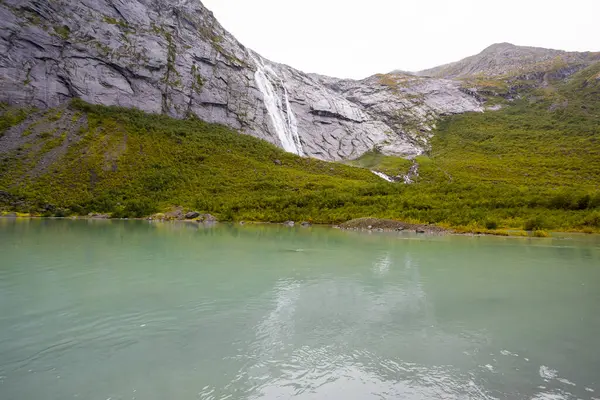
[185,211,201,219]
[165,207,184,220]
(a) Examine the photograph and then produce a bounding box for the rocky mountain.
[418,42,600,79]
[313,73,482,150]
[0,0,485,162]
[0,1,597,163]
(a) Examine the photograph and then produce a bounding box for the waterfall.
[371,171,396,182]
[371,160,420,184]
[252,56,303,156]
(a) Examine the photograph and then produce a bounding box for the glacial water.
[1,219,599,400]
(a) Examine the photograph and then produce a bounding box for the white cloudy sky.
[201,0,599,79]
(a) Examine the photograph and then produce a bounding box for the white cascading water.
[252,56,303,156]
[371,171,396,183]
[372,160,420,184]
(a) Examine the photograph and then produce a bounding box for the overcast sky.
[201,0,599,79]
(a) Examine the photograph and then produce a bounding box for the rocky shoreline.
[3,213,587,237]
[337,217,449,234]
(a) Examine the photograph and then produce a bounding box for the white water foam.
[371,161,419,184]
[557,378,576,387]
[371,171,396,182]
[539,365,559,380]
[252,56,303,156]
[484,364,495,372]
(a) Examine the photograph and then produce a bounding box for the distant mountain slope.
[418,42,600,79]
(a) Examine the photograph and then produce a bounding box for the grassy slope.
[1,64,599,232]
[344,150,413,176]
[355,63,600,231]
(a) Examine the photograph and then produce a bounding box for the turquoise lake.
[1,219,599,399]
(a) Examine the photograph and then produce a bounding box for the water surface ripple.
[1,219,599,399]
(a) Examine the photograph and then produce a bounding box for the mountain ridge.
[417,42,600,79]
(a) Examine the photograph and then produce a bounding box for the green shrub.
[0,106,30,136]
[524,216,546,231]
[583,211,600,227]
[485,219,498,230]
[119,200,158,218]
[53,208,70,218]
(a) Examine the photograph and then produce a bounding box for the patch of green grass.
[47,110,63,122]
[344,150,413,176]
[533,230,551,237]
[39,132,66,154]
[23,67,32,86]
[0,105,30,137]
[102,16,129,28]
[53,25,70,39]
[430,63,600,189]
[22,128,34,137]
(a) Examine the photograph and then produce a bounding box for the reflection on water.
[0,219,599,400]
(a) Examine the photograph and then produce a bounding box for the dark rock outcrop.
[185,211,200,219]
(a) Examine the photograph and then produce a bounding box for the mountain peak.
[418,43,598,79]
[481,42,517,52]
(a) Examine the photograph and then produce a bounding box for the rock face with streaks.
[0,0,479,161]
[313,73,484,150]
[0,0,414,160]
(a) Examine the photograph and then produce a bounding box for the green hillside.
[1,64,599,233]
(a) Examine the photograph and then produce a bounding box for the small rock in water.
[396,227,405,231]
[367,225,373,230]
[300,221,311,227]
[416,229,426,234]
[283,220,295,227]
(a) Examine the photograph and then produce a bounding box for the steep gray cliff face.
[314,73,483,150]
[0,0,434,161]
[14,2,593,162]
[2,2,598,162]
